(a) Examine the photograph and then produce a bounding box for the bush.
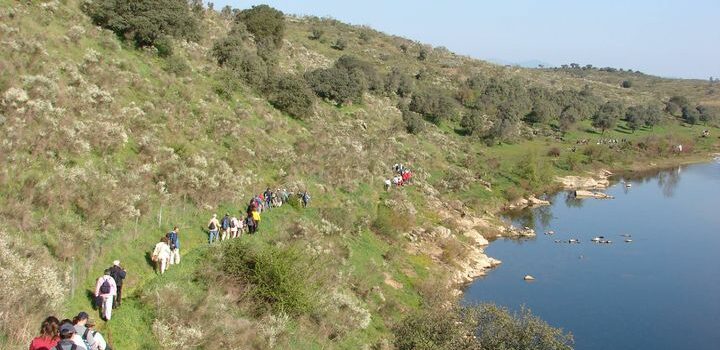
[83,0,200,47]
[222,240,318,316]
[305,67,365,105]
[332,37,347,50]
[621,80,632,88]
[547,147,561,157]
[154,36,174,57]
[409,89,457,124]
[268,74,315,119]
[402,109,426,134]
[237,5,285,49]
[163,55,190,75]
[394,303,573,350]
[309,28,323,40]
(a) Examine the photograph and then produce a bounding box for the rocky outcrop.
[506,195,551,210]
[499,226,536,238]
[574,190,614,199]
[555,169,612,190]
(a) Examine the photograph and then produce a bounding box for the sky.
[210,0,719,79]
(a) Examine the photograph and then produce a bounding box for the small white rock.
[524,275,535,281]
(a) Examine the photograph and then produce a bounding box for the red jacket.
[29,336,59,350]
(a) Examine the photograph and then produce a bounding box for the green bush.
[409,89,457,124]
[163,55,189,75]
[222,240,318,316]
[237,5,285,49]
[305,67,366,105]
[83,0,200,47]
[402,109,426,134]
[268,74,315,119]
[394,304,574,350]
[154,36,174,57]
[332,37,347,50]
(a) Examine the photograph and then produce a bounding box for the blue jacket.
[167,231,179,249]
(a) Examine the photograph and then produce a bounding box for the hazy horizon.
[211,0,719,80]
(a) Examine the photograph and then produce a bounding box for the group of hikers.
[29,312,112,350]
[385,163,413,190]
[31,186,315,349]
[207,188,311,244]
[151,227,181,275]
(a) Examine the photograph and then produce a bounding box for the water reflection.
[656,167,681,198]
[564,191,584,208]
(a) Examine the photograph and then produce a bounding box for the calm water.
[464,161,720,350]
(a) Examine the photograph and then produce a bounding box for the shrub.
[222,240,318,316]
[237,5,285,49]
[268,74,315,119]
[409,89,457,124]
[163,55,190,75]
[547,147,561,157]
[154,35,173,57]
[305,67,365,105]
[309,27,323,40]
[335,55,382,92]
[394,303,574,350]
[332,37,347,50]
[621,80,632,88]
[402,109,425,134]
[83,0,200,47]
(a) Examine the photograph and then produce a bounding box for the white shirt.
[93,330,108,350]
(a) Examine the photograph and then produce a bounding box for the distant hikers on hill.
[387,163,414,189]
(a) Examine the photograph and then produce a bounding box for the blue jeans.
[209,230,219,244]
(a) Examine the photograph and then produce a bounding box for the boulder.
[574,190,614,199]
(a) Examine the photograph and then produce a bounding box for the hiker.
[402,170,410,185]
[73,312,96,350]
[108,260,126,309]
[167,227,180,265]
[264,188,273,209]
[301,191,310,208]
[221,213,231,241]
[152,237,172,275]
[29,316,60,350]
[86,319,109,350]
[245,213,256,234]
[384,179,391,191]
[392,176,401,187]
[207,214,220,244]
[281,189,289,203]
[94,270,117,321]
[55,321,85,350]
[230,215,239,238]
[252,209,261,231]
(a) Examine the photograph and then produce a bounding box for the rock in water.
[524,275,535,281]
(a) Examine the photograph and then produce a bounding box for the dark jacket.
[54,339,78,350]
[108,265,126,286]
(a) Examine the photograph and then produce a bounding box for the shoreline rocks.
[555,169,612,190]
[574,190,614,199]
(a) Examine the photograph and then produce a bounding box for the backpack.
[167,231,177,249]
[208,221,216,230]
[55,343,78,350]
[221,217,230,229]
[99,278,111,294]
[82,328,92,350]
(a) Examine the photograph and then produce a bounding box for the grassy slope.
[1,2,719,349]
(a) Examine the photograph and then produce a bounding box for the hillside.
[1,1,719,349]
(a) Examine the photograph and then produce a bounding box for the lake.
[463,161,720,350]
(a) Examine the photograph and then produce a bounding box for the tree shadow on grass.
[584,128,600,135]
[614,125,633,134]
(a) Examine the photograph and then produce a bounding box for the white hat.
[113,260,120,266]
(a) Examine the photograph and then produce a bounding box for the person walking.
[301,191,311,208]
[55,322,84,350]
[230,216,239,239]
[86,319,110,350]
[220,213,231,241]
[207,214,220,244]
[108,260,126,309]
[94,270,117,321]
[167,227,180,265]
[29,316,60,350]
[245,213,256,234]
[152,237,172,275]
[73,312,96,350]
